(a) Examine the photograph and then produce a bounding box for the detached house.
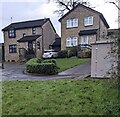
[2,18,59,62]
[59,4,110,50]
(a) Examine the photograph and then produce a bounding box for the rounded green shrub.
[58,50,68,58]
[42,59,57,65]
[26,58,42,64]
[25,58,59,75]
[67,47,78,58]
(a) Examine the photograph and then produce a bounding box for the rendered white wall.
[91,41,117,78]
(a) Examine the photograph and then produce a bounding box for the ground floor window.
[9,44,17,53]
[66,37,78,47]
[81,36,88,47]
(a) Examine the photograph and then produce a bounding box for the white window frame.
[66,37,78,47]
[84,16,93,26]
[9,29,15,38]
[9,44,17,53]
[81,36,88,47]
[67,18,78,28]
[32,28,36,34]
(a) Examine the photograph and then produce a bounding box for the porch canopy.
[79,29,98,36]
[17,35,41,42]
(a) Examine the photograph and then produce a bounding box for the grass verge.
[55,58,89,72]
[2,78,119,115]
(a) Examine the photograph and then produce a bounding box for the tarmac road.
[1,60,91,81]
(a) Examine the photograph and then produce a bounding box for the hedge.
[26,58,42,64]
[58,50,68,58]
[42,59,57,65]
[26,58,59,75]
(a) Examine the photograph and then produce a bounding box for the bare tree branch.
[48,0,90,16]
[58,1,71,11]
[109,1,120,10]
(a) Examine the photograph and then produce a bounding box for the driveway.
[58,60,91,76]
[1,60,91,80]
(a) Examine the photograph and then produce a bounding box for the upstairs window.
[66,37,78,47]
[8,29,16,38]
[66,18,78,28]
[84,16,93,26]
[9,44,17,53]
[32,28,36,34]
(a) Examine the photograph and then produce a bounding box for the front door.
[28,41,34,54]
[19,48,26,62]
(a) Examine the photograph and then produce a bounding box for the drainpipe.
[41,26,44,57]
[98,16,101,41]
[1,44,4,69]
[2,56,4,69]
[95,46,98,77]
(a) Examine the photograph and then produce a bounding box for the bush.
[26,58,59,75]
[26,58,42,64]
[77,50,91,58]
[58,50,68,58]
[42,59,57,65]
[67,47,78,58]
[40,63,58,75]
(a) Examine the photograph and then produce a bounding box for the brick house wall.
[3,27,42,62]
[42,21,56,50]
[59,4,109,50]
[2,18,57,62]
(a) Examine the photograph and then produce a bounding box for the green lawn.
[2,78,119,115]
[55,58,89,72]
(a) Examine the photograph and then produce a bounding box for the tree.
[47,0,91,16]
[105,0,119,9]
[118,28,120,78]
[107,0,120,78]
[110,1,120,77]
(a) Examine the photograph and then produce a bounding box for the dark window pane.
[9,44,17,53]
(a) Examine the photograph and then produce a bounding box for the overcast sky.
[0,0,118,43]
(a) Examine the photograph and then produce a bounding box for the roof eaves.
[58,4,109,28]
[58,4,80,22]
[42,19,56,33]
[99,14,110,28]
[2,18,50,31]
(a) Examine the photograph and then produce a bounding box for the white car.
[42,49,58,58]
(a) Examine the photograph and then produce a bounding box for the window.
[8,29,16,38]
[37,41,40,49]
[32,28,36,34]
[67,18,78,28]
[81,36,88,47]
[84,16,93,26]
[66,37,78,47]
[9,44,17,53]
